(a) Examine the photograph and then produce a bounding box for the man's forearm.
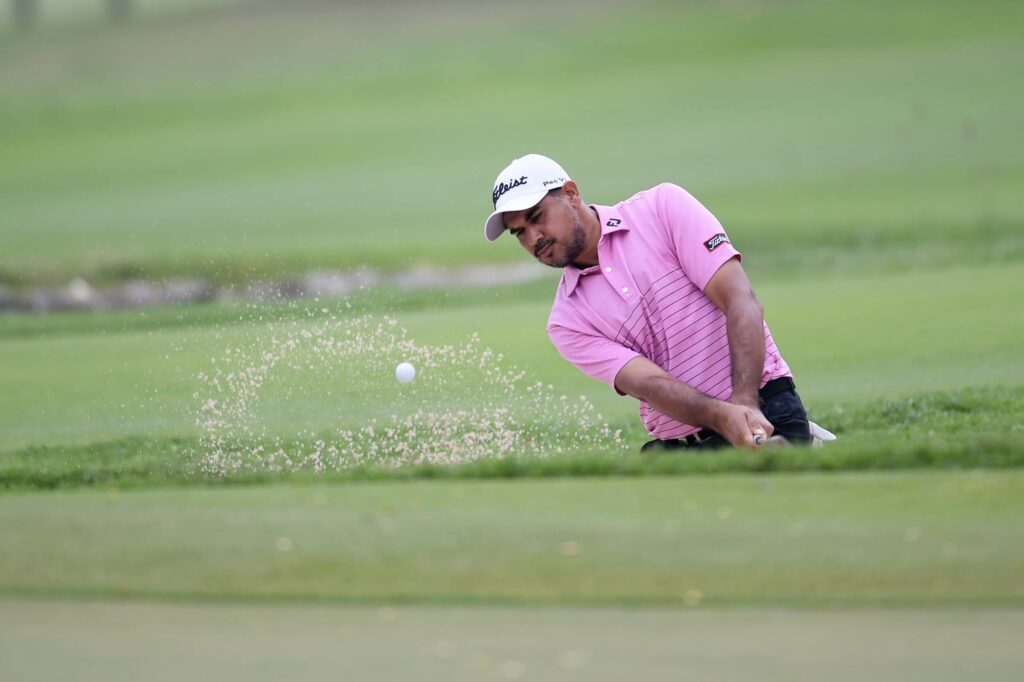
[618,359,775,446]
[638,375,725,432]
[726,297,765,407]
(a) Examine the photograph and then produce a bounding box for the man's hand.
[616,357,774,449]
[711,401,774,449]
[728,392,773,447]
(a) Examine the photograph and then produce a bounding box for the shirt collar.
[560,204,629,296]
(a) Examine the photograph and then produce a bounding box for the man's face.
[502,191,586,268]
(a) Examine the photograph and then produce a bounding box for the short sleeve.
[548,322,640,395]
[653,183,741,290]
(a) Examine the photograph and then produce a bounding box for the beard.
[536,216,587,269]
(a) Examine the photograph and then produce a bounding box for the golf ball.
[395,361,416,384]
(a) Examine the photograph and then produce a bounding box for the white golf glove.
[808,421,837,447]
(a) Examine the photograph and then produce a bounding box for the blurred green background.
[1,2,1023,679]
[2,0,1021,284]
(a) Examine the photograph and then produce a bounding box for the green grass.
[3,601,1020,682]
[2,471,1022,605]
[0,277,562,340]
[2,263,1021,455]
[3,385,1022,490]
[1,6,1022,668]
[1,0,1022,284]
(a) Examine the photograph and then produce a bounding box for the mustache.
[534,240,554,257]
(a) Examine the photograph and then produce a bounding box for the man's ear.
[561,181,581,207]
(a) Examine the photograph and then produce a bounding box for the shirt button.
[621,286,630,294]
[604,266,613,273]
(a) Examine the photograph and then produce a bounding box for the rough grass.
[3,263,1022,452]
[3,386,1021,490]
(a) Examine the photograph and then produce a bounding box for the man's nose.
[524,227,542,250]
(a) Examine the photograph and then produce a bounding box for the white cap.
[483,154,571,241]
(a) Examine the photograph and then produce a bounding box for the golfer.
[484,153,812,450]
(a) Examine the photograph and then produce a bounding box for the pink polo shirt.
[547,183,792,440]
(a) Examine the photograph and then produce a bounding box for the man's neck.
[571,206,602,269]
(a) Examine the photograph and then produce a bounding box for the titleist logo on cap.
[493,175,528,207]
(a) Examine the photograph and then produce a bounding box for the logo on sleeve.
[704,233,729,252]
[606,218,621,227]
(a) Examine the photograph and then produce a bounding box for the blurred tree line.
[11,0,133,27]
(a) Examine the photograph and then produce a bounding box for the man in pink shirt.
[483,153,811,450]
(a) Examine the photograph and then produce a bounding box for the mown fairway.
[4,601,1021,682]
[2,472,1022,680]
[1,1,1023,679]
[3,472,1023,604]
[1,0,1022,283]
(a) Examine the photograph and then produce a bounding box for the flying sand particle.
[193,311,626,475]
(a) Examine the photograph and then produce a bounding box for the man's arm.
[703,257,766,411]
[614,356,771,449]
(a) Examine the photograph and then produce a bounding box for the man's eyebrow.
[524,205,542,222]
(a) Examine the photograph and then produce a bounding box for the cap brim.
[483,189,549,241]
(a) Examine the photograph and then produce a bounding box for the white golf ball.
[395,361,416,384]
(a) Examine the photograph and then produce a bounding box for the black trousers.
[641,377,811,452]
